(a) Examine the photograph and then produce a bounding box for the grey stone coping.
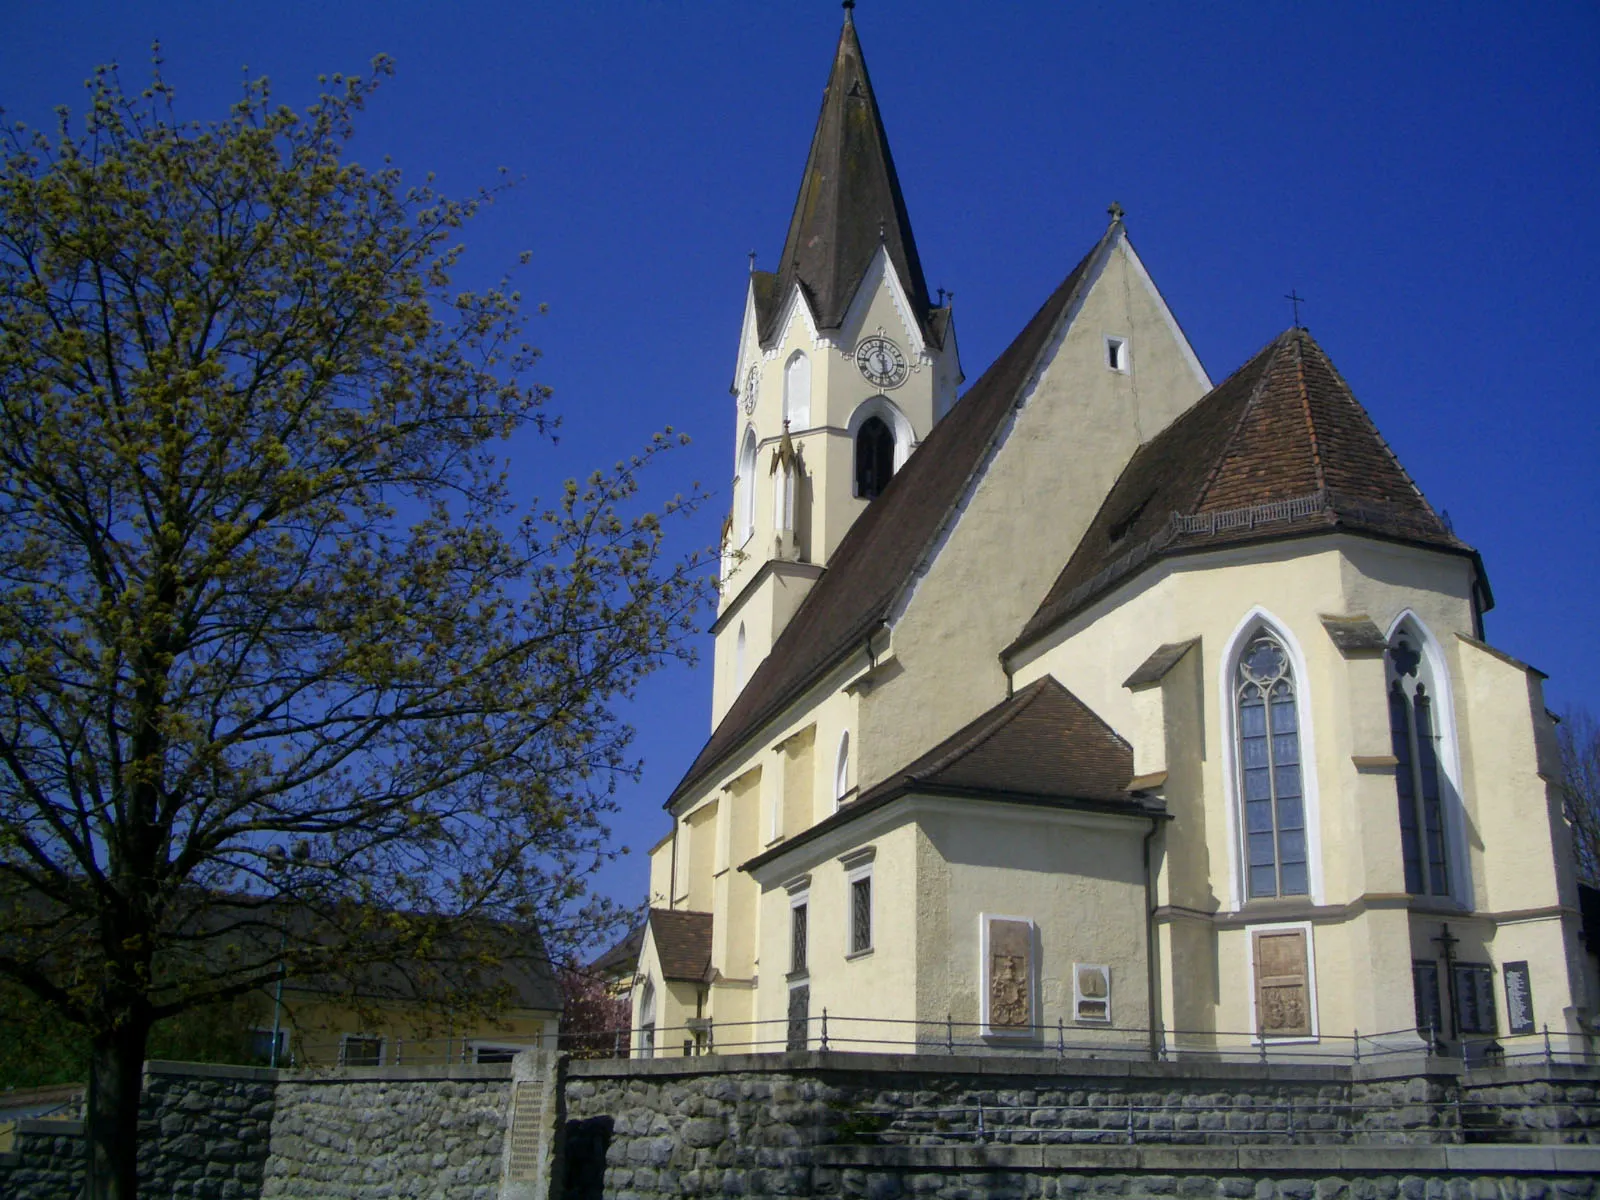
[143,1058,511,1084]
[1461,1061,1600,1085]
[809,1143,1600,1174]
[15,1119,84,1136]
[565,1049,1352,1084]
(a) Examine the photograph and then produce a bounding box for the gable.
[666,235,1108,810]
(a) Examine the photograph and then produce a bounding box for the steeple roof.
[754,9,936,342]
[1009,328,1487,657]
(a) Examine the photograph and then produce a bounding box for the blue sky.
[4,2,1597,921]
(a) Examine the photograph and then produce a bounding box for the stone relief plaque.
[1253,928,1311,1038]
[986,917,1034,1034]
[1073,963,1111,1023]
[787,984,810,1052]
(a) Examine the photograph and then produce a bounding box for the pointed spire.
[763,10,933,340]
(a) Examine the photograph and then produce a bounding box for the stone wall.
[559,1053,1600,1199]
[262,1069,511,1199]
[2,1051,1598,1200]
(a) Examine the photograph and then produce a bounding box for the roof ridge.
[878,227,1119,626]
[1188,330,1293,513]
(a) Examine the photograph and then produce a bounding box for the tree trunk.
[85,1020,149,1200]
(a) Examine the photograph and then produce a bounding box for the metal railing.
[581,1012,1599,1068]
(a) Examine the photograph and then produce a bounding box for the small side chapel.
[622,9,1590,1062]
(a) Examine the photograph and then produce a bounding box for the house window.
[1413,960,1444,1040]
[638,978,656,1059]
[1387,631,1451,897]
[735,623,747,692]
[791,895,809,974]
[1454,963,1497,1035]
[471,1043,525,1064]
[849,873,872,955]
[854,416,894,499]
[1235,628,1308,898]
[339,1034,384,1067]
[1106,335,1129,372]
[783,350,810,427]
[737,426,757,542]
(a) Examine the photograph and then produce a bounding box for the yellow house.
[626,8,1591,1065]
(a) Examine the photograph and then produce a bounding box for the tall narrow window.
[638,978,656,1059]
[734,623,747,692]
[850,874,872,955]
[1387,631,1451,897]
[790,899,809,973]
[783,351,811,427]
[1235,628,1308,899]
[854,417,894,499]
[737,427,757,542]
[834,731,850,807]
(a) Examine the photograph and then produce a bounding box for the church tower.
[713,6,962,725]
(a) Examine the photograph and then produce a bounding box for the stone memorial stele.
[498,1048,558,1200]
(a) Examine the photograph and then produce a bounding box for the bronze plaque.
[987,918,1033,1030]
[1254,929,1311,1037]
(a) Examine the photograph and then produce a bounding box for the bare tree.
[0,56,707,1197]
[1558,706,1600,886]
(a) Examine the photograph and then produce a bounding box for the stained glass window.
[1236,630,1308,898]
[1387,633,1451,897]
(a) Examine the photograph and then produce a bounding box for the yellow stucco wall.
[858,234,1210,793]
[1011,534,1583,1050]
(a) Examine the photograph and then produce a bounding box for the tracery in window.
[1235,628,1308,899]
[1387,630,1451,897]
[854,417,894,499]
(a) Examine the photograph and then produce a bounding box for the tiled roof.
[589,923,645,978]
[668,235,1110,810]
[742,676,1155,874]
[646,908,714,983]
[754,10,934,343]
[1010,328,1481,656]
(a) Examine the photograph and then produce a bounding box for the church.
[623,7,1590,1064]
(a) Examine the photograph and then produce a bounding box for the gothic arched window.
[783,351,810,427]
[737,427,757,542]
[855,417,894,499]
[1235,627,1308,899]
[638,978,656,1059]
[1387,629,1451,897]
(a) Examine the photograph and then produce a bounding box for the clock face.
[742,365,760,415]
[855,335,908,389]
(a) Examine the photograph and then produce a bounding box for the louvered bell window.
[1237,631,1308,899]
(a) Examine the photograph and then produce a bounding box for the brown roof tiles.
[646,908,714,983]
[1009,329,1483,657]
[742,677,1156,874]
